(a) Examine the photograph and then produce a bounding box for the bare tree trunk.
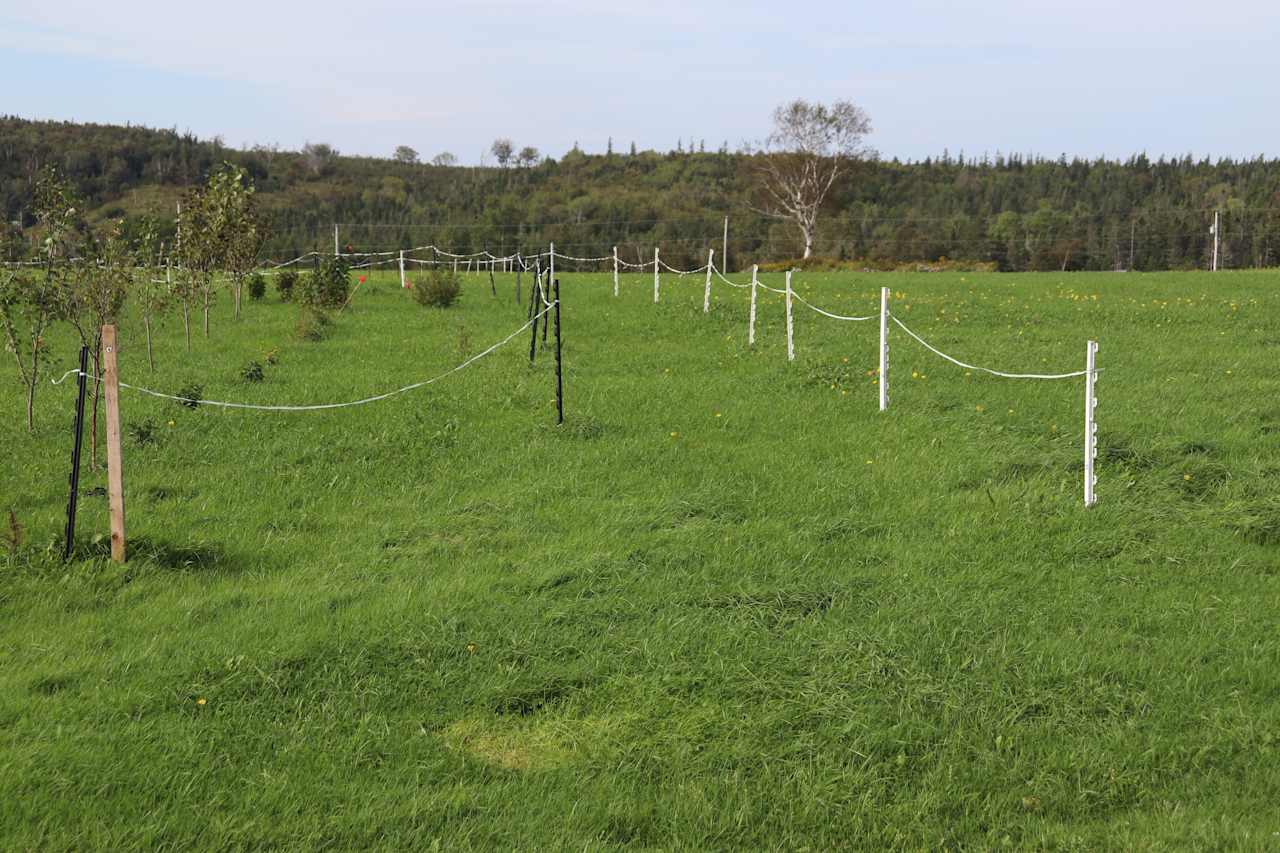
[233,281,241,321]
[26,337,37,432]
[182,299,191,352]
[203,291,210,336]
[144,315,154,370]
[801,223,814,259]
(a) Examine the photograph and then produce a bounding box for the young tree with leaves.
[0,168,80,431]
[214,165,267,321]
[135,218,173,370]
[0,270,60,432]
[63,221,132,467]
[175,171,223,337]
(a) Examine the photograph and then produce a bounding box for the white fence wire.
[51,302,554,411]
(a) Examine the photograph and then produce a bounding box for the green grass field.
[3,267,1279,849]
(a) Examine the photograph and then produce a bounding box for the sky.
[2,0,1277,164]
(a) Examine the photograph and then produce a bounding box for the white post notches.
[653,247,660,303]
[613,246,619,297]
[703,249,714,313]
[785,270,795,362]
[1084,340,1099,507]
[748,265,759,346]
[398,250,406,289]
[878,287,890,411]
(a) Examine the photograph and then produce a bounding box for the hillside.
[3,116,1280,271]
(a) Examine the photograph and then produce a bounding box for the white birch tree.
[755,99,873,259]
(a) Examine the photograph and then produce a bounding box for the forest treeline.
[3,116,1279,271]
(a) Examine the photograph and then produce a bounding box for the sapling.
[1,168,78,432]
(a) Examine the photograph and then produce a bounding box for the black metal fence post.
[553,278,564,425]
[528,261,540,321]
[540,272,550,349]
[529,277,542,364]
[63,346,89,561]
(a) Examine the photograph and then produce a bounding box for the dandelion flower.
[196,697,207,706]
[976,405,984,412]
[1184,474,1192,481]
[670,432,678,438]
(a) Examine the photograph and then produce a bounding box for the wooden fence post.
[102,325,126,563]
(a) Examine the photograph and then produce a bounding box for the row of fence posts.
[633,256,1101,509]
[63,256,1103,563]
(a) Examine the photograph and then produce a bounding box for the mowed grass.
[2,266,1279,849]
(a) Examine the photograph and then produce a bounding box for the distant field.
[2,268,1278,849]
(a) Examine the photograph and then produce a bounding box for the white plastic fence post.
[748,264,759,346]
[333,224,339,257]
[453,258,458,276]
[1211,211,1220,272]
[703,249,714,313]
[653,247,660,303]
[550,242,555,285]
[1084,340,1099,507]
[785,270,795,361]
[879,287,890,411]
[398,250,406,289]
[723,215,729,272]
[613,246,619,296]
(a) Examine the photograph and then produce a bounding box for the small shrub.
[263,347,280,366]
[175,383,203,409]
[276,269,299,302]
[241,361,264,382]
[247,273,267,301]
[295,306,331,342]
[128,419,159,447]
[412,269,461,308]
[298,257,351,309]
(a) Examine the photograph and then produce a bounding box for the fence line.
[888,315,1089,380]
[51,302,554,411]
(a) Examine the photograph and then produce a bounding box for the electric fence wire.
[50,302,556,411]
